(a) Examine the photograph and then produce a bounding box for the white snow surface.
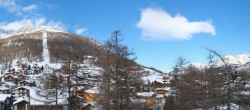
[141,67,167,83]
[42,31,50,63]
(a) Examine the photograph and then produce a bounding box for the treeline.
[47,32,104,63]
[165,51,250,110]
[0,32,105,65]
[0,33,43,64]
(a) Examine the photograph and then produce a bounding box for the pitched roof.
[13,96,29,105]
[4,74,18,79]
[0,94,11,102]
[3,82,17,87]
[0,86,10,90]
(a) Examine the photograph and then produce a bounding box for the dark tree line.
[0,33,43,65]
[47,32,103,63]
[165,50,250,110]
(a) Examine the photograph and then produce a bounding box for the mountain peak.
[0,26,65,39]
[210,53,250,67]
[17,26,65,33]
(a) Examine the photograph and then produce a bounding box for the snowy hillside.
[214,53,250,67]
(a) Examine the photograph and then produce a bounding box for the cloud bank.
[137,8,216,40]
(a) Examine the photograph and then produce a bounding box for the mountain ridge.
[0,26,65,39]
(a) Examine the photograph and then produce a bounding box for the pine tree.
[98,30,143,110]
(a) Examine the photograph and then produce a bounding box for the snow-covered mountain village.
[1,0,250,110]
[0,27,171,110]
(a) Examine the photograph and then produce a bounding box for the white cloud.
[137,8,216,40]
[0,1,66,32]
[45,4,58,10]
[0,0,38,15]
[75,28,86,35]
[23,4,38,12]
[0,0,21,13]
[0,18,65,31]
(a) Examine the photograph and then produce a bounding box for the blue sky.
[1,0,250,72]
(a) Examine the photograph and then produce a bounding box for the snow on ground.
[85,86,100,94]
[213,103,239,110]
[141,67,167,83]
[7,39,11,47]
[137,92,155,97]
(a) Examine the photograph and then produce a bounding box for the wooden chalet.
[2,82,17,89]
[12,87,30,100]
[154,89,168,95]
[153,81,166,88]
[77,88,99,103]
[4,75,19,85]
[19,80,33,86]
[0,86,11,94]
[18,74,27,81]
[13,96,29,110]
[136,92,157,109]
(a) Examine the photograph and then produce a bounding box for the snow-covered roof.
[5,74,18,79]
[245,84,250,88]
[137,92,155,97]
[3,82,17,87]
[13,96,29,104]
[85,86,100,94]
[0,86,10,90]
[0,94,11,102]
[13,86,30,91]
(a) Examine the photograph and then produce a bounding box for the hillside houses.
[0,63,53,110]
[0,57,170,110]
